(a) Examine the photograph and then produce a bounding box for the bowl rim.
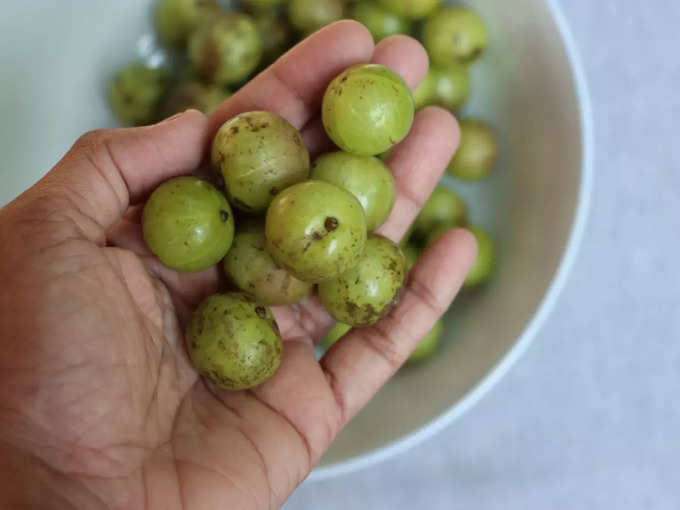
[309,0,595,482]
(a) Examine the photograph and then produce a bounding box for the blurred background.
[286,1,680,508]
[0,0,678,507]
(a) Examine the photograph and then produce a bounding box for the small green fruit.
[188,13,262,86]
[413,186,468,238]
[319,234,406,327]
[465,226,496,288]
[211,111,310,213]
[377,0,441,19]
[186,293,282,390]
[311,151,395,231]
[142,177,234,273]
[109,64,170,126]
[408,320,443,364]
[448,120,498,180]
[423,7,488,65]
[288,0,344,33]
[351,2,411,41]
[155,0,220,46]
[224,227,313,305]
[265,181,368,283]
[162,80,231,117]
[322,64,415,156]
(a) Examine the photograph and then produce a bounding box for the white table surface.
[285,1,680,508]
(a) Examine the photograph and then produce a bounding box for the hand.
[0,22,476,510]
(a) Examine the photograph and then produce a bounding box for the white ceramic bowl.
[0,0,592,481]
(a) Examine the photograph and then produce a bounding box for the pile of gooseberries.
[109,0,500,389]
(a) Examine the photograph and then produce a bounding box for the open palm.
[0,22,475,510]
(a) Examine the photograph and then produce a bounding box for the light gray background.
[286,1,680,508]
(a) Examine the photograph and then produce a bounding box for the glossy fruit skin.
[162,80,230,117]
[413,69,437,110]
[413,65,469,111]
[433,65,470,111]
[142,177,234,273]
[408,320,442,364]
[252,12,292,65]
[322,64,415,156]
[448,119,498,180]
[423,7,488,66]
[188,14,262,86]
[224,228,313,305]
[319,234,406,327]
[155,0,220,46]
[288,0,344,33]
[185,293,282,390]
[377,0,441,19]
[321,322,352,349]
[265,181,367,283]
[413,186,467,238]
[465,226,495,288]
[351,2,411,42]
[211,111,310,213]
[310,151,395,231]
[109,64,169,126]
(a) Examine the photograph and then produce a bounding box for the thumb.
[25,110,211,243]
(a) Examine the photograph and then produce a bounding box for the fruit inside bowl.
[0,0,591,480]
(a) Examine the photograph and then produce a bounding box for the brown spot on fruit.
[255,306,266,318]
[325,217,339,231]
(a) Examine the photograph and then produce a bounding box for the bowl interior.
[322,0,585,473]
[0,0,586,478]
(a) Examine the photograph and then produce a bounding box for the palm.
[0,23,475,510]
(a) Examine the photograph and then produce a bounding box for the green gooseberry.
[321,322,352,349]
[413,65,469,111]
[288,0,344,33]
[408,320,443,364]
[448,119,499,180]
[224,227,313,305]
[310,151,395,231]
[162,80,231,117]
[142,177,235,273]
[188,13,262,86]
[322,64,415,156]
[265,180,367,283]
[376,0,441,19]
[241,0,284,9]
[319,234,406,327]
[185,293,282,390]
[433,64,469,111]
[423,6,488,66]
[413,69,437,110]
[465,226,496,288]
[252,11,293,65]
[350,2,411,42]
[424,221,457,248]
[412,186,468,239]
[211,111,310,213]
[108,64,170,126]
[155,0,220,47]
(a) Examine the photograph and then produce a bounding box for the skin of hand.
[0,21,476,510]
